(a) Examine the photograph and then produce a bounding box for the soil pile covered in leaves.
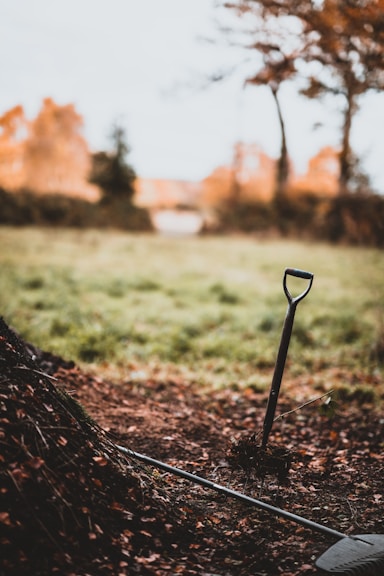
[1,317,383,575]
[0,319,197,575]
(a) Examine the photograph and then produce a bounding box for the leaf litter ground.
[0,318,383,575]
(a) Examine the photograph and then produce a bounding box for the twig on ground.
[273,390,334,422]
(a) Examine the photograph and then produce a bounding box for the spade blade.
[315,534,384,574]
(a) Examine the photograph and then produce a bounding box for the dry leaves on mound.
[0,318,204,575]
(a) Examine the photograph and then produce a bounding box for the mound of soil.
[1,317,383,575]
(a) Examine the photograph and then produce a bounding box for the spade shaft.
[261,268,313,448]
[116,444,344,539]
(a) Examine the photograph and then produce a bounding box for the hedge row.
[1,188,383,246]
[216,192,384,247]
[0,189,153,231]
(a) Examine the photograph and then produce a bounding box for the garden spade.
[261,267,314,447]
[115,269,384,574]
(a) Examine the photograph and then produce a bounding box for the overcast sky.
[1,0,384,190]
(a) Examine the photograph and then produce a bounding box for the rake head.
[316,534,384,574]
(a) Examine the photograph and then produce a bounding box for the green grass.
[0,227,383,394]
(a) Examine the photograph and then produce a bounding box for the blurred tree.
[0,105,27,190]
[0,105,26,141]
[295,0,384,194]
[23,98,93,197]
[201,143,275,207]
[246,49,296,198]
[292,146,339,196]
[227,0,384,195]
[221,2,307,198]
[89,124,136,204]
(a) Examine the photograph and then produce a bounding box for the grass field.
[1,227,383,397]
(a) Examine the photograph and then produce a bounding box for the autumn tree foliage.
[293,146,339,197]
[0,99,98,200]
[0,105,28,190]
[220,2,303,198]
[290,0,384,194]
[23,98,96,198]
[201,142,276,207]
[222,0,384,195]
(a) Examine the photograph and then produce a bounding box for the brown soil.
[1,318,383,575]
